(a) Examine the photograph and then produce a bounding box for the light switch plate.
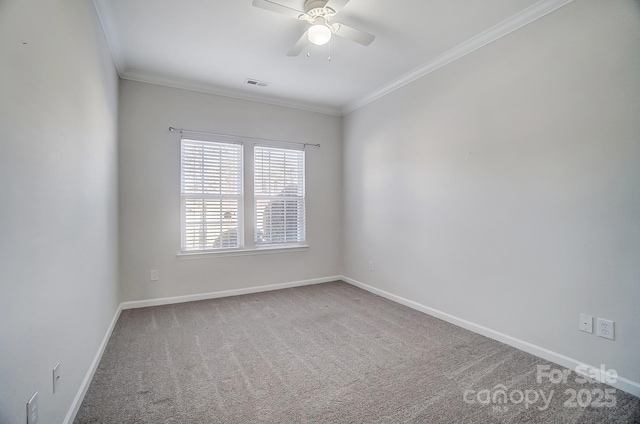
[27,392,38,424]
[53,362,61,393]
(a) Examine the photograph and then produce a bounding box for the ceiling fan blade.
[252,0,304,19]
[332,23,375,46]
[325,0,351,13]
[287,31,308,56]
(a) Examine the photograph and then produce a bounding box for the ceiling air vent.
[245,78,269,87]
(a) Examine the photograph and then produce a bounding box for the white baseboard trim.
[63,273,637,424]
[340,275,640,398]
[64,275,341,422]
[120,275,342,310]
[64,303,123,424]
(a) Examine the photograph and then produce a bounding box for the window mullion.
[243,142,255,249]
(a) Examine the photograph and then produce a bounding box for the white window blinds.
[254,146,305,245]
[181,138,243,251]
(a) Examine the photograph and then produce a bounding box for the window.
[180,136,306,253]
[254,146,305,245]
[181,139,243,251]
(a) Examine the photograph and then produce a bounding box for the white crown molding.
[91,0,125,76]
[91,0,572,117]
[90,0,341,116]
[121,68,342,116]
[341,0,574,115]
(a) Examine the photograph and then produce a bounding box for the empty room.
[1,0,640,423]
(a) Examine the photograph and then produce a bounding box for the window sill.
[176,245,310,260]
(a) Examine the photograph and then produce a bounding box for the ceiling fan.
[252,0,375,56]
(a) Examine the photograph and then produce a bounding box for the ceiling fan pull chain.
[307,37,311,58]
[328,39,331,61]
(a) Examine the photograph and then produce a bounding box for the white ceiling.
[93,0,566,115]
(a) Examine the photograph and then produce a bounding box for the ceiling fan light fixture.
[308,23,331,46]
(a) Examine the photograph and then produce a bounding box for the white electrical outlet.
[26,392,38,424]
[150,270,159,281]
[596,318,615,340]
[53,362,61,393]
[579,314,593,333]
[368,261,374,272]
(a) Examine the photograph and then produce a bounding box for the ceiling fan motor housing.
[302,0,336,27]
[251,0,375,55]
[304,0,330,13]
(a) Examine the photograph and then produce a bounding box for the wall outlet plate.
[596,318,615,340]
[27,392,38,424]
[53,362,61,393]
[579,314,593,333]
[150,269,159,281]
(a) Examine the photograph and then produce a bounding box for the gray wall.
[2,1,639,422]
[343,0,640,383]
[0,0,120,423]
[118,80,343,301]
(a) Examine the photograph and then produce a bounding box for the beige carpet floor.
[75,281,640,423]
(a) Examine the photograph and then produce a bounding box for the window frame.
[253,144,306,247]
[177,136,308,258]
[180,137,244,253]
